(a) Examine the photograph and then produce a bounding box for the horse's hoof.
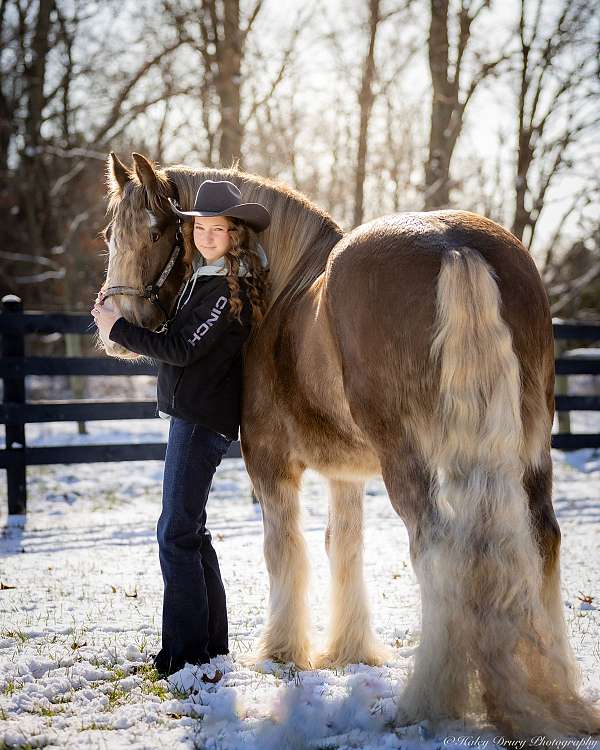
[314,641,390,669]
[253,642,312,672]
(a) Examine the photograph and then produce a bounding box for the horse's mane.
[165,166,344,304]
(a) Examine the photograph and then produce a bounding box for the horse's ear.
[132,152,158,194]
[107,152,131,194]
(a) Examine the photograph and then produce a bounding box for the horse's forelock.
[112,182,148,240]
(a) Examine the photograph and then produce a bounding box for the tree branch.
[92,39,182,143]
[241,0,263,45]
[550,260,600,315]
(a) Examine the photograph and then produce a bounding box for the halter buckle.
[144,284,159,301]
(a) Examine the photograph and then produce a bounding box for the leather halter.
[102,195,186,332]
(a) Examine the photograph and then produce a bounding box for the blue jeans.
[154,417,231,674]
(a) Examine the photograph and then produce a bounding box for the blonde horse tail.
[426,246,599,736]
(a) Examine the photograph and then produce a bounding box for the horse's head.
[99,152,192,358]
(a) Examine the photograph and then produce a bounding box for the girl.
[92,180,271,678]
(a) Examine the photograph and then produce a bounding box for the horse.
[97,151,599,737]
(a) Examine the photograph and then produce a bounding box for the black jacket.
[109,275,253,440]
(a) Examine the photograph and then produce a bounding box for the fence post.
[554,338,571,435]
[65,333,87,435]
[1,294,27,514]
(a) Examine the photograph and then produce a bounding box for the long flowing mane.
[165,166,344,305]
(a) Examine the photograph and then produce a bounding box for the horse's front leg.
[316,479,389,668]
[245,447,312,670]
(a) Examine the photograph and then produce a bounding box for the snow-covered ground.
[0,418,599,750]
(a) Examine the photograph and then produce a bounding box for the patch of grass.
[141,680,170,700]
[133,663,188,700]
[99,665,133,709]
[1,629,29,643]
[137,634,149,654]
[2,678,22,696]
[134,662,157,680]
[169,686,190,700]
[33,703,65,717]
[134,663,171,700]
[109,666,127,682]
[79,721,117,732]
[105,685,129,710]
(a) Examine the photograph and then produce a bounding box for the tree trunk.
[353,0,380,227]
[19,0,54,256]
[217,0,243,166]
[424,0,454,209]
[512,2,531,243]
[0,0,11,175]
[512,127,532,242]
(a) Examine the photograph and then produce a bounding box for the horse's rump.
[324,211,551,458]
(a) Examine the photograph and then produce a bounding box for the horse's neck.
[169,167,343,304]
[262,222,342,304]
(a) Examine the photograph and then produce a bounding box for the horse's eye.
[151,231,161,243]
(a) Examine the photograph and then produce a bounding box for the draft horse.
[97,152,599,736]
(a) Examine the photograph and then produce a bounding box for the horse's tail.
[426,246,599,735]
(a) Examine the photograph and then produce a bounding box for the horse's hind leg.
[246,449,312,670]
[521,450,597,728]
[524,453,572,671]
[381,442,470,724]
[316,479,389,668]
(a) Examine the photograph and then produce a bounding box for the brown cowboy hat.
[169,180,271,232]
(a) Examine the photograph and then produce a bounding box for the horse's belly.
[279,359,382,479]
[288,416,381,480]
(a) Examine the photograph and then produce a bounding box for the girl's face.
[193,215,233,263]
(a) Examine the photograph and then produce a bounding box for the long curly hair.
[181,218,270,324]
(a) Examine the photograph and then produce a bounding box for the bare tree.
[164,0,265,167]
[547,211,600,318]
[353,0,422,226]
[512,0,599,248]
[1,0,187,307]
[17,0,55,257]
[353,0,381,227]
[3,0,598,325]
[372,95,422,214]
[425,0,506,209]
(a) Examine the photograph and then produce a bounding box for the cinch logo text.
[187,296,228,345]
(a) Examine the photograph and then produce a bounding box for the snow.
[0,419,599,749]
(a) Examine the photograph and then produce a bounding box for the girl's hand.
[91,297,122,341]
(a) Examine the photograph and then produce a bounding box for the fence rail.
[2,296,599,515]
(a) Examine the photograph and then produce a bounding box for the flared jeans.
[153,417,231,674]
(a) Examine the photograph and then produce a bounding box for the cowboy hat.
[169,180,271,232]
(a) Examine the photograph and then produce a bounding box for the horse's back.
[327,210,547,317]
[325,209,551,354]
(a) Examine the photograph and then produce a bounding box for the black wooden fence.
[1,295,600,515]
[0,295,242,515]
